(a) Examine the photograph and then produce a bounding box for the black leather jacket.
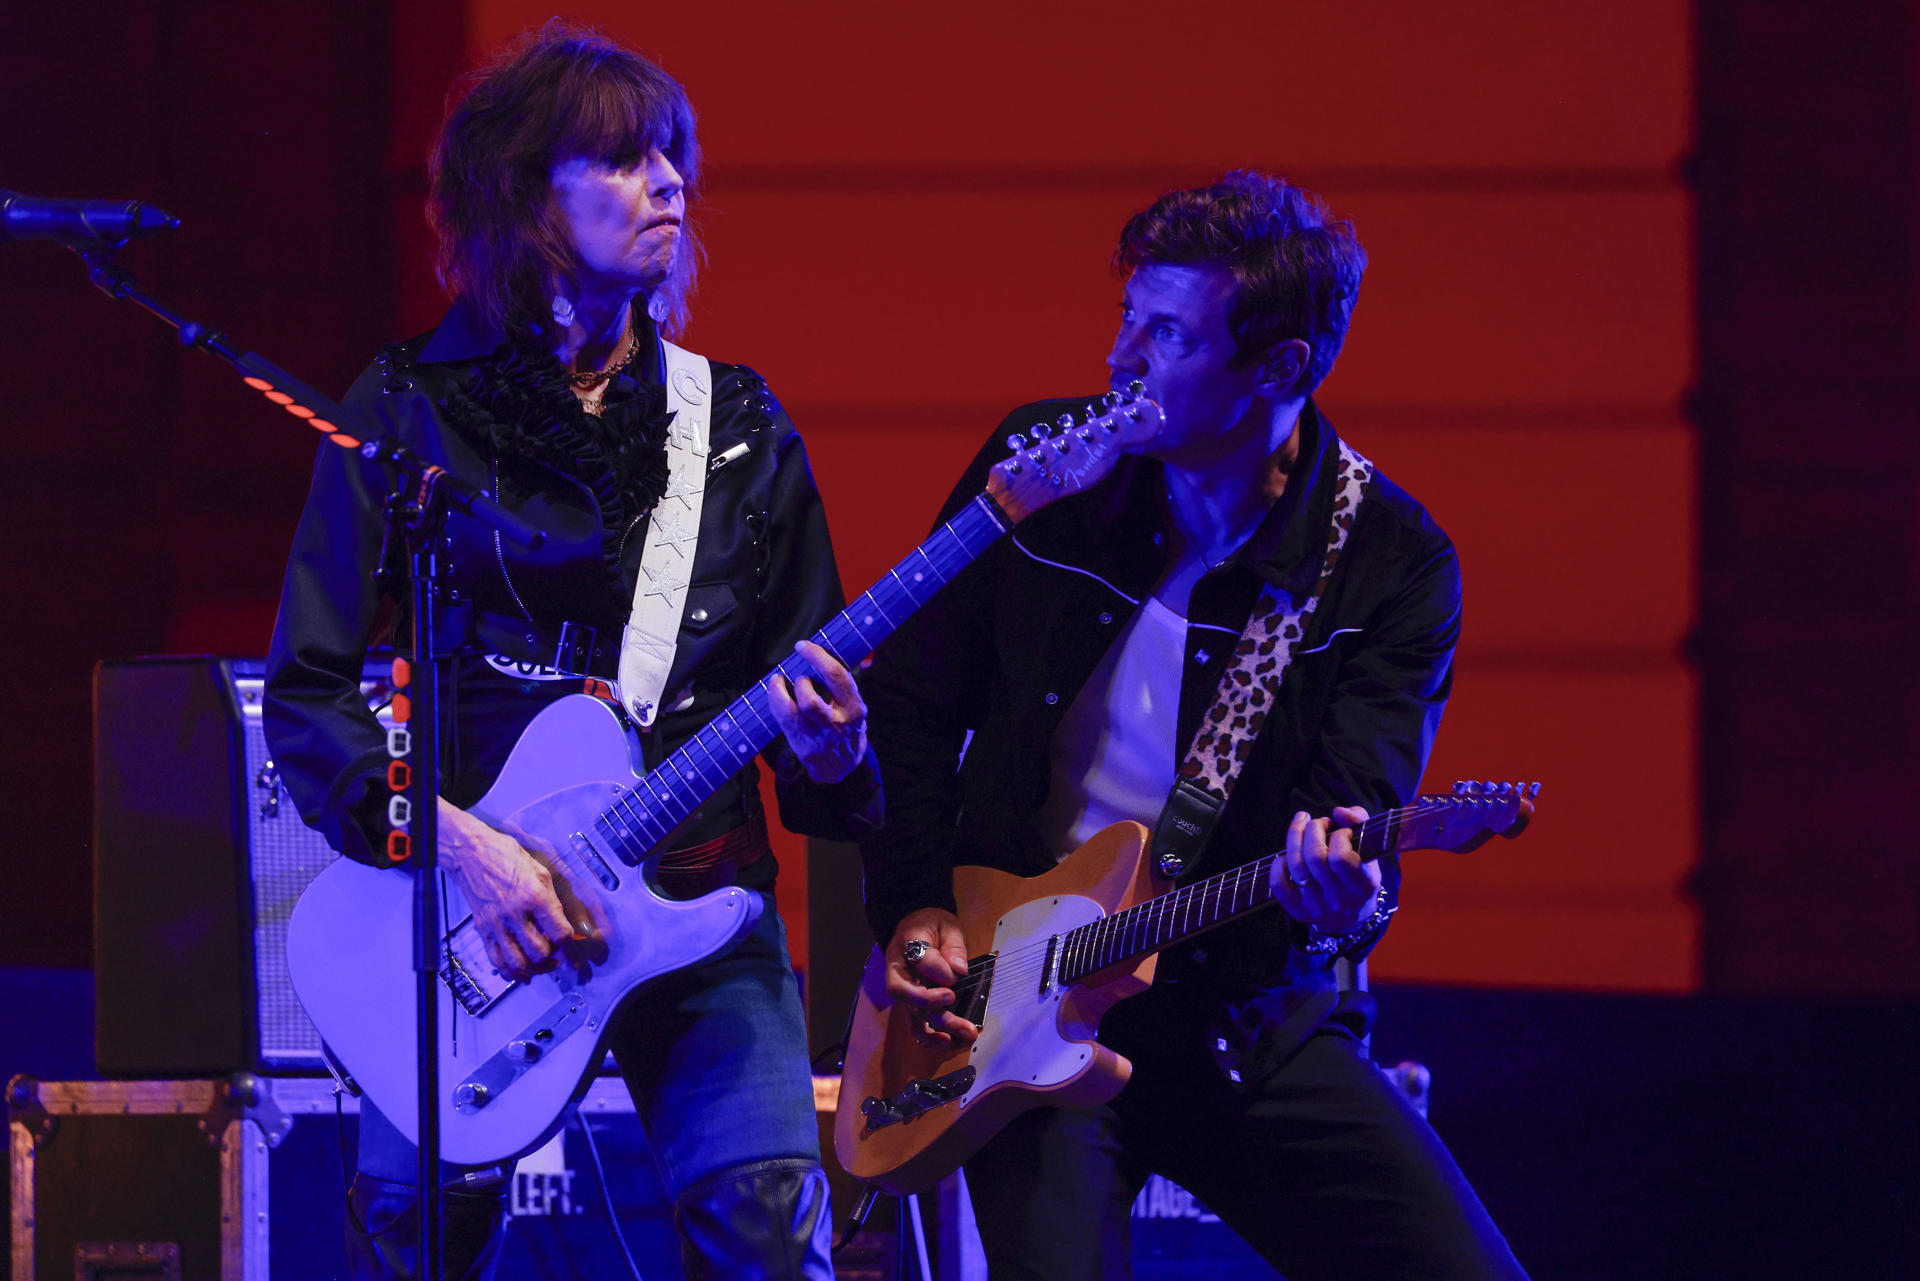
[859,398,1460,1077]
[264,298,879,873]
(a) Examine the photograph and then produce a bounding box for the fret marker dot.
[913,572,923,582]
[863,615,875,625]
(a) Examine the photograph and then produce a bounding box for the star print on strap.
[662,463,704,510]
[651,508,698,557]
[616,340,714,726]
[640,562,688,605]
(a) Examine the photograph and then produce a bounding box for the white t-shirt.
[1035,594,1186,858]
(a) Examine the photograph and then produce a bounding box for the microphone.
[0,190,180,246]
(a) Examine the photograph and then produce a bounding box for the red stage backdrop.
[9,2,1911,998]
[461,0,1699,992]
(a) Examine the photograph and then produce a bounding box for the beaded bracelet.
[1301,884,1398,957]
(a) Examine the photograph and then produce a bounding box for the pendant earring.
[646,293,670,325]
[551,294,577,328]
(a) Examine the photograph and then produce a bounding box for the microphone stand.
[63,239,546,1281]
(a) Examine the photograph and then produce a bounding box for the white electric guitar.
[285,387,1163,1165]
[835,781,1541,1194]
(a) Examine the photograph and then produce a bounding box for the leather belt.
[652,810,772,899]
[437,603,620,680]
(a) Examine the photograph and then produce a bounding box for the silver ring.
[1291,877,1311,888]
[903,938,930,966]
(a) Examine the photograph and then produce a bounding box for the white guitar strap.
[615,339,711,725]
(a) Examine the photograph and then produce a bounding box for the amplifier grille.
[232,669,393,1069]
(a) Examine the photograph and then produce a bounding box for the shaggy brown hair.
[428,22,702,338]
[1114,171,1365,393]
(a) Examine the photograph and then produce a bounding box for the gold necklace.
[574,381,610,416]
[567,329,641,388]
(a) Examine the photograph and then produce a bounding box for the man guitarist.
[858,172,1527,1279]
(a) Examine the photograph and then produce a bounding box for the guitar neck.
[1053,806,1415,986]
[590,494,1014,862]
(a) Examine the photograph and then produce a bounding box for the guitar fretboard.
[591,494,1012,864]
[1051,807,1416,985]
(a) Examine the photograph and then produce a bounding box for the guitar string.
[591,415,1150,863]
[431,446,1148,996]
[438,503,1017,991]
[946,791,1524,1004]
[598,517,994,862]
[966,806,1412,993]
[946,796,1521,1004]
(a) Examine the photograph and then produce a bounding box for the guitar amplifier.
[93,655,392,1077]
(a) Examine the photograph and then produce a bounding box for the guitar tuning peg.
[1527,781,1542,798]
[1056,413,1075,431]
[1031,422,1052,440]
[1006,432,1028,452]
[1452,780,1469,794]
[1125,379,1145,398]
[1496,782,1514,795]
[1103,390,1122,407]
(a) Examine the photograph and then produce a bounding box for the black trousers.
[964,990,1528,1281]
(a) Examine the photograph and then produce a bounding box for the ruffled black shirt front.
[263,297,879,872]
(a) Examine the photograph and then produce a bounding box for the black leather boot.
[344,1173,510,1281]
[673,1157,835,1280]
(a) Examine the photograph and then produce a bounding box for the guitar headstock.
[1388,780,1542,854]
[982,382,1165,523]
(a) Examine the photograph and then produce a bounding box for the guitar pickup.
[860,1066,977,1131]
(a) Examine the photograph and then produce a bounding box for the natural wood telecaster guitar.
[835,781,1540,1194]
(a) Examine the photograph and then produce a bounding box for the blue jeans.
[357,892,820,1201]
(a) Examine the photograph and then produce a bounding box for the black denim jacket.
[264,297,879,873]
[859,397,1460,1077]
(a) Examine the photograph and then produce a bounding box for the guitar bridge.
[440,919,513,1016]
[860,1066,977,1132]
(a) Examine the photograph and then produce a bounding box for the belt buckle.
[554,621,598,676]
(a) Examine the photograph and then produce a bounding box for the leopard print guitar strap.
[1149,439,1375,879]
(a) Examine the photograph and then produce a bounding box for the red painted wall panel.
[477,2,1689,172]
[457,0,1696,990]
[673,188,1692,414]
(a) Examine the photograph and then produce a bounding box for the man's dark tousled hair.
[429,21,702,337]
[1114,171,1366,394]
